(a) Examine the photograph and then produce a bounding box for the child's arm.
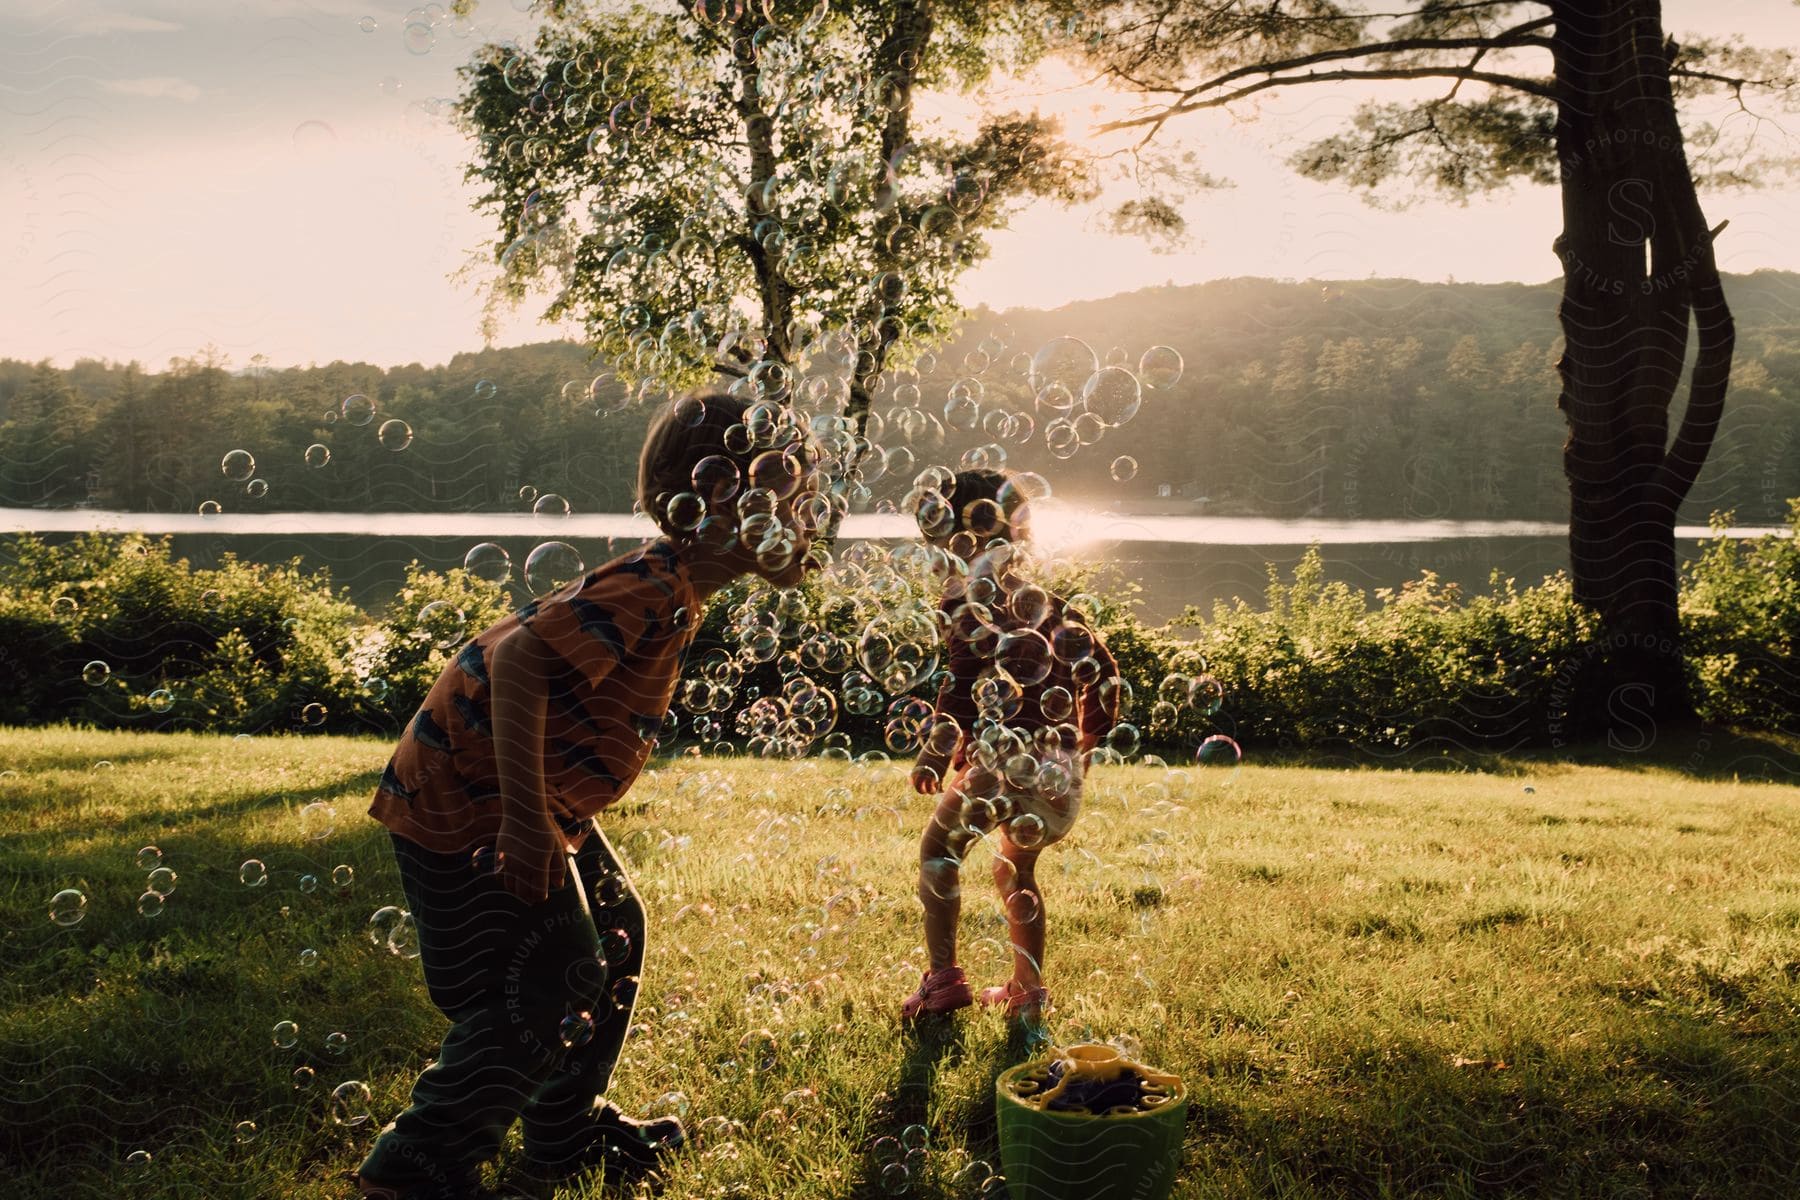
[490,624,569,903]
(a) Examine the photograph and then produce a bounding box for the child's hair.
[638,393,754,536]
[945,468,1033,543]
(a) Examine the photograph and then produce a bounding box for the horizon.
[11,267,1799,375]
[4,0,1798,372]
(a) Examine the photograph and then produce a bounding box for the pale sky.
[3,0,1797,370]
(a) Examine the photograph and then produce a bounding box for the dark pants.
[359,825,647,1183]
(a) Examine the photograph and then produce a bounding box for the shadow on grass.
[0,768,386,879]
[845,1015,968,1199]
[0,745,190,774]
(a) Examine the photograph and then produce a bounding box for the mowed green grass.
[4,728,1800,1199]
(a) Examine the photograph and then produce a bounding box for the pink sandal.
[901,965,975,1019]
[979,978,1050,1019]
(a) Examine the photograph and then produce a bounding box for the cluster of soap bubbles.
[201,394,413,515]
[393,2,474,56]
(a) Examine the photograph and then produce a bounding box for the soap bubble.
[1006,888,1042,923]
[246,478,269,499]
[292,1066,316,1089]
[1081,367,1143,428]
[402,18,434,53]
[524,541,584,596]
[82,660,110,687]
[341,394,376,425]
[474,378,497,398]
[1106,722,1141,758]
[693,454,742,503]
[304,444,331,468]
[857,609,941,692]
[48,888,85,928]
[299,874,320,894]
[533,492,572,518]
[233,1120,258,1144]
[900,1123,930,1151]
[738,1028,779,1072]
[996,629,1053,686]
[388,912,420,958]
[358,15,377,32]
[600,926,633,965]
[1007,813,1046,850]
[332,864,355,888]
[1110,455,1138,482]
[417,600,466,650]
[145,866,177,897]
[1029,337,1098,394]
[331,1080,372,1125]
[368,905,404,946]
[560,1012,596,1048]
[221,449,256,481]
[666,492,706,532]
[136,891,164,918]
[594,872,631,909]
[240,859,268,887]
[377,419,413,450]
[272,1020,300,1049]
[147,688,175,714]
[1138,345,1184,389]
[922,857,961,901]
[1197,734,1242,766]
[325,1031,349,1055]
[650,1090,692,1120]
[135,846,161,870]
[1190,674,1224,714]
[1050,621,1094,663]
[125,1150,152,1169]
[300,801,336,839]
[878,1163,910,1194]
[463,542,511,585]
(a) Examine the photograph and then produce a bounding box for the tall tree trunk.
[1547,0,1733,745]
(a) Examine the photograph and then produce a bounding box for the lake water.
[3,507,1784,627]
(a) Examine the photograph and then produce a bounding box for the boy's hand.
[494,814,568,904]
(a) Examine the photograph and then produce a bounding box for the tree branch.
[1158,31,1554,109]
[1105,64,1558,142]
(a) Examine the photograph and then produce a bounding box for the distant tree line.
[2,273,1796,524]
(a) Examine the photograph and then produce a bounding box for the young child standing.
[901,469,1120,1024]
[357,395,818,1200]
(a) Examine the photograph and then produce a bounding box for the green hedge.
[0,504,1794,752]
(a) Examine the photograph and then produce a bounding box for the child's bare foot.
[901,965,975,1019]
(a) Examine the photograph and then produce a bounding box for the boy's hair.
[946,468,1032,542]
[638,393,756,536]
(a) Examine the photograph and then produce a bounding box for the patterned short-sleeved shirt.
[369,538,698,855]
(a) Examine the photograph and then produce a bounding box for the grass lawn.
[3,727,1800,1199]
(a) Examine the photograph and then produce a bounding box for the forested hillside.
[3,272,1796,523]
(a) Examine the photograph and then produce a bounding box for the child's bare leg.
[995,839,1045,990]
[918,790,968,971]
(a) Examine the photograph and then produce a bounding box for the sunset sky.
[3,0,1797,371]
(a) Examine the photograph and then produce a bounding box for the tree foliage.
[455,0,1096,419]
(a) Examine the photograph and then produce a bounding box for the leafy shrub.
[1682,500,1800,734]
[1,505,1794,749]
[0,535,370,734]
